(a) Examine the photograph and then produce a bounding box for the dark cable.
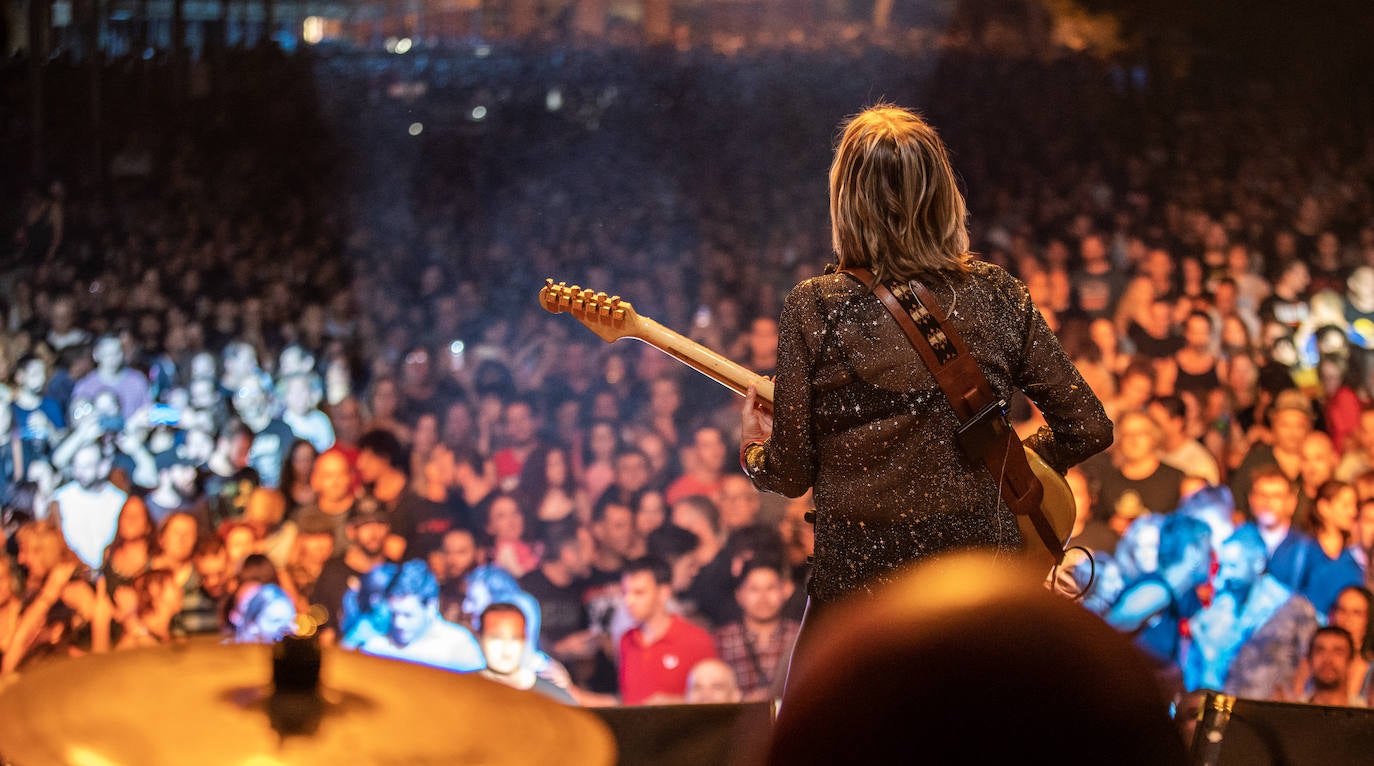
[1050,545,1096,602]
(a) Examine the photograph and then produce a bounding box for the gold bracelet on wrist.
[740,440,766,478]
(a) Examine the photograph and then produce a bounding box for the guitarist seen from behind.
[738,104,1114,665]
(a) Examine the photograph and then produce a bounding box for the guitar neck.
[539,280,774,407]
[626,315,775,406]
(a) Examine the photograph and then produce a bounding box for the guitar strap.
[841,267,1063,563]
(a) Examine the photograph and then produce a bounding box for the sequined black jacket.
[750,262,1113,602]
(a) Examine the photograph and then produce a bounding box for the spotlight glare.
[395,37,413,54]
[408,122,423,136]
[471,105,487,121]
[302,17,324,45]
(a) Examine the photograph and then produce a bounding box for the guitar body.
[540,278,1076,576]
[1022,447,1077,574]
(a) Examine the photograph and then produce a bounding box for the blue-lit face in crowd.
[1214,541,1258,595]
[388,595,433,647]
[240,596,297,643]
[18,358,46,393]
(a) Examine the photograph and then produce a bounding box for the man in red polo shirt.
[618,556,717,705]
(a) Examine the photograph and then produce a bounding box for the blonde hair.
[829,104,970,283]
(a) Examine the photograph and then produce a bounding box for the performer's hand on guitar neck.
[741,384,773,445]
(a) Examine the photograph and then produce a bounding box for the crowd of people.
[1,31,1373,718]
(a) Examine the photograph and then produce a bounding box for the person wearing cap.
[1229,388,1314,517]
[311,500,392,646]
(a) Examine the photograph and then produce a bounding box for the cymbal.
[0,637,615,766]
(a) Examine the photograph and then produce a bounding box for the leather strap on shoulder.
[841,267,1059,558]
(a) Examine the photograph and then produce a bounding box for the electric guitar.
[538,279,1076,574]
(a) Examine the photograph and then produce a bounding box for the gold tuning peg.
[610,296,621,304]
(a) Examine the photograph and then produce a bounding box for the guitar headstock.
[539,279,641,344]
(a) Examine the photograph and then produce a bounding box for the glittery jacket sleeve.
[1011,276,1116,474]
[748,282,819,498]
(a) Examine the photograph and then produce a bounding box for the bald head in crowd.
[686,658,743,704]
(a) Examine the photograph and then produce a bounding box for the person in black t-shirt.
[1070,234,1125,321]
[1258,259,1311,333]
[311,507,392,644]
[1126,299,1184,360]
[426,527,479,624]
[232,377,294,490]
[1094,411,1186,535]
[519,520,596,665]
[355,429,450,559]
